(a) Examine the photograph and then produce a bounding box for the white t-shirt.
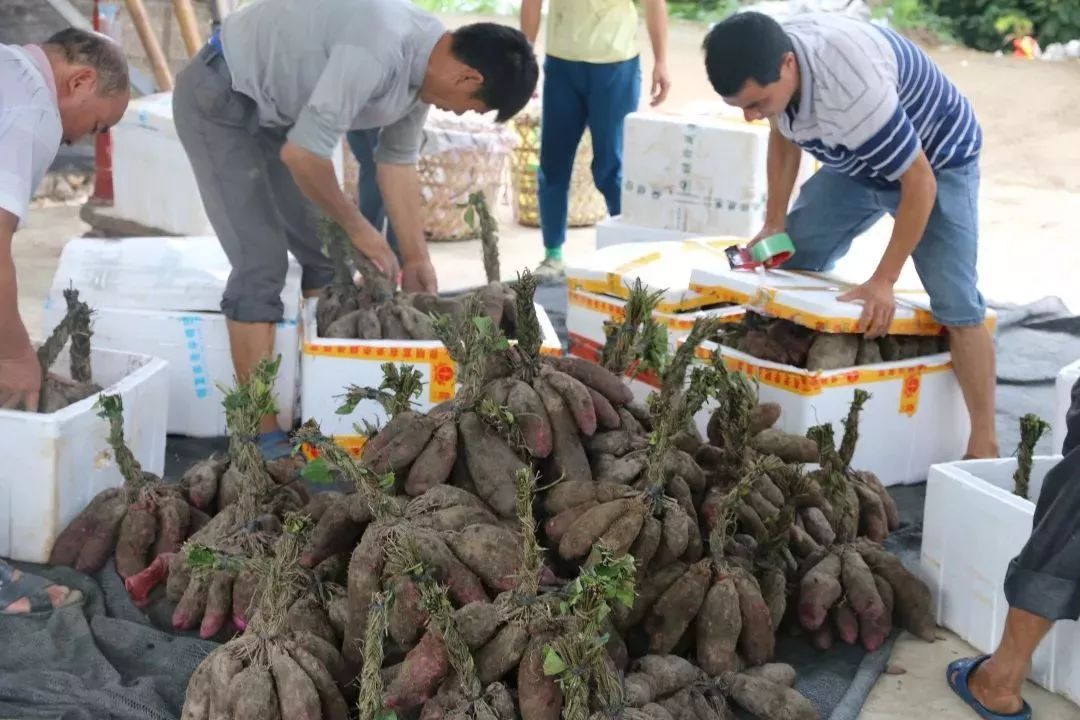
[0,44,62,226]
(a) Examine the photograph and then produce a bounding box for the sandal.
[947,656,1032,720]
[0,561,84,615]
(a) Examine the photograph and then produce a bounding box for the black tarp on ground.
[2,286,1075,720]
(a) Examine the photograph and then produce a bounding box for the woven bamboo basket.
[509,105,608,228]
[341,112,514,242]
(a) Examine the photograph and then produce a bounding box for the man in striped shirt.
[704,11,998,460]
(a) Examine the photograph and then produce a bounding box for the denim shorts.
[784,162,986,327]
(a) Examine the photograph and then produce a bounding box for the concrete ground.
[12,9,1080,720]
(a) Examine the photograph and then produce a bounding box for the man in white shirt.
[0,28,128,614]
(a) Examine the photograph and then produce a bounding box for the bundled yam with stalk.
[180,515,352,720]
[1013,413,1051,500]
[712,311,949,370]
[36,286,103,412]
[314,198,521,342]
[160,359,312,636]
[49,394,215,602]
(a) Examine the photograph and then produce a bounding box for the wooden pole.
[172,0,203,58]
[123,0,173,91]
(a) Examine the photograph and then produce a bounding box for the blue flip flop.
[947,656,1033,720]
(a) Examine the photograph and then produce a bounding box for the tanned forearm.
[643,0,669,67]
[0,211,27,346]
[764,122,803,228]
[280,141,382,248]
[521,0,543,44]
[377,163,429,265]
[873,152,936,284]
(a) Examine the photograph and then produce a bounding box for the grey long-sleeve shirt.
[221,0,445,163]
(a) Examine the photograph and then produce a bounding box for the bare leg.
[227,319,279,434]
[948,324,999,458]
[967,607,1053,714]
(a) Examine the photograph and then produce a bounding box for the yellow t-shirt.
[545,0,639,64]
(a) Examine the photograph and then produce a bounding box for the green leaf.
[336,399,359,415]
[376,710,398,720]
[614,587,637,609]
[301,457,333,485]
[186,545,216,569]
[542,648,568,676]
[464,207,476,228]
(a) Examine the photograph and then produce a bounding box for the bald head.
[43,28,130,144]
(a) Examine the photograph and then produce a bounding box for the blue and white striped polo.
[776,13,981,185]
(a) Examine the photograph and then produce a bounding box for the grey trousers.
[172,43,333,323]
[1003,376,1080,621]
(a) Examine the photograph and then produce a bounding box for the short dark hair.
[451,23,538,123]
[703,12,793,96]
[45,27,129,95]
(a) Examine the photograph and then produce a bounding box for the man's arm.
[0,209,40,411]
[642,0,670,106]
[756,119,803,239]
[374,103,436,292]
[280,143,399,279]
[520,0,542,44]
[283,45,400,280]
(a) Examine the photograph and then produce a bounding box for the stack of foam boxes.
[597,108,817,250]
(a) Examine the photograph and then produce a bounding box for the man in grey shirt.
[172,0,537,454]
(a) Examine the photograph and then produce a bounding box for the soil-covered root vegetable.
[853,483,889,542]
[856,540,936,642]
[798,552,842,631]
[800,507,836,547]
[733,567,775,666]
[744,663,798,688]
[405,419,460,496]
[540,365,599,436]
[858,471,901,531]
[833,605,860,645]
[695,572,742,676]
[384,628,450,710]
[458,412,525,518]
[751,429,820,464]
[806,333,860,371]
[300,495,369,568]
[362,411,437,476]
[645,559,711,654]
[749,402,782,436]
[860,575,895,652]
[841,547,886,626]
[446,522,522,593]
[518,638,563,720]
[544,355,634,406]
[534,375,593,484]
[506,380,554,459]
[721,671,819,720]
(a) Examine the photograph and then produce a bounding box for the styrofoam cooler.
[921,457,1080,705]
[685,267,998,485]
[1054,359,1080,453]
[689,341,969,485]
[43,237,302,437]
[595,216,698,250]
[620,112,816,235]
[0,347,168,562]
[300,298,563,454]
[112,92,344,236]
[566,240,747,400]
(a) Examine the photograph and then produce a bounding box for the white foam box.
[1054,359,1080,453]
[620,112,816,235]
[921,457,1080,705]
[687,339,969,486]
[0,347,168,562]
[43,237,302,437]
[566,240,747,401]
[595,215,698,250]
[112,92,344,236]
[300,298,563,454]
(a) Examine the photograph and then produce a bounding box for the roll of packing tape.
[751,232,796,266]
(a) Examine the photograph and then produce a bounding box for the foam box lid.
[566,238,742,312]
[47,236,302,316]
[688,266,828,307]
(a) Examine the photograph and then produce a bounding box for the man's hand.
[750,223,786,247]
[0,335,40,411]
[351,229,401,286]
[650,62,671,107]
[401,258,437,293]
[839,276,897,339]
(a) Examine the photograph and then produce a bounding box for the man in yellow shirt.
[521,0,670,279]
